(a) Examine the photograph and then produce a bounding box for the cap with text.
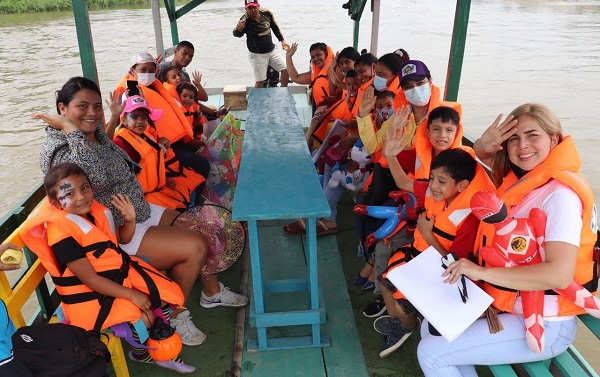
[245,0,259,8]
[399,60,431,85]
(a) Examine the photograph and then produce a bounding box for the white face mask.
[136,72,156,87]
[403,83,431,107]
[373,75,388,91]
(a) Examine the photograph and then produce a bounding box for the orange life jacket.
[114,128,204,210]
[384,156,495,299]
[310,45,334,107]
[311,95,355,147]
[413,99,464,179]
[351,78,375,119]
[476,136,598,316]
[20,199,184,331]
[162,82,180,102]
[115,74,193,144]
[412,154,495,252]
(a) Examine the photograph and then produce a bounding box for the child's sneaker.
[154,359,196,374]
[373,315,421,357]
[352,274,369,286]
[361,280,376,291]
[362,298,387,318]
[200,282,248,308]
[128,351,196,374]
[170,310,207,346]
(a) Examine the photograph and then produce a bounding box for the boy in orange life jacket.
[359,106,462,312]
[374,147,488,358]
[28,163,195,373]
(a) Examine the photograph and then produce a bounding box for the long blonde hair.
[490,103,563,186]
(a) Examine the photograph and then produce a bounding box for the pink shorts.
[119,203,166,255]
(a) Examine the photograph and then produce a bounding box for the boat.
[1,1,599,376]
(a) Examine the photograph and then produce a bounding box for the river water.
[0,0,599,219]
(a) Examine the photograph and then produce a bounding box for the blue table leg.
[247,220,267,349]
[305,217,321,346]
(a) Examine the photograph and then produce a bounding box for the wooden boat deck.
[239,221,368,377]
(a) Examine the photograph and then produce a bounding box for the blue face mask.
[378,107,394,122]
[373,75,388,91]
[403,83,431,107]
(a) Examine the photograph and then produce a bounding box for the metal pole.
[151,0,165,57]
[72,0,99,84]
[353,20,361,51]
[444,0,471,102]
[370,0,380,56]
[166,0,180,47]
[351,0,368,51]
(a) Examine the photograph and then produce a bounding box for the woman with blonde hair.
[417,103,598,376]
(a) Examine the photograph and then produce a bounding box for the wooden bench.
[232,87,331,351]
[0,222,130,377]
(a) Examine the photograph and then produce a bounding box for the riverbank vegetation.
[0,0,151,14]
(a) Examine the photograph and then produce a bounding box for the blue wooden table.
[232,87,331,351]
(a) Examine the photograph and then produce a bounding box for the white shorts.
[249,48,287,82]
[119,203,166,255]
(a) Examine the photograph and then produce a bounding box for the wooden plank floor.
[240,221,369,377]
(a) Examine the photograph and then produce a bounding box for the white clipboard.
[386,246,494,342]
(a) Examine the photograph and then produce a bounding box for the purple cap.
[399,60,431,85]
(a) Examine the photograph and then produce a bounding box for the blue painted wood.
[254,310,323,328]
[241,224,368,376]
[232,87,330,221]
[247,335,330,351]
[263,279,308,293]
[233,88,330,351]
[488,365,518,377]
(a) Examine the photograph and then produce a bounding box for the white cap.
[130,52,158,68]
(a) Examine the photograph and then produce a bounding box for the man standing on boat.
[233,0,290,88]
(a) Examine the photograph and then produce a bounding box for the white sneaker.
[200,282,248,308]
[170,310,207,346]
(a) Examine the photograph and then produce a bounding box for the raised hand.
[106,91,124,118]
[383,117,407,158]
[32,113,79,133]
[358,86,377,117]
[390,104,411,130]
[287,42,298,57]
[236,18,246,31]
[111,194,135,223]
[192,71,203,89]
[478,114,519,155]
